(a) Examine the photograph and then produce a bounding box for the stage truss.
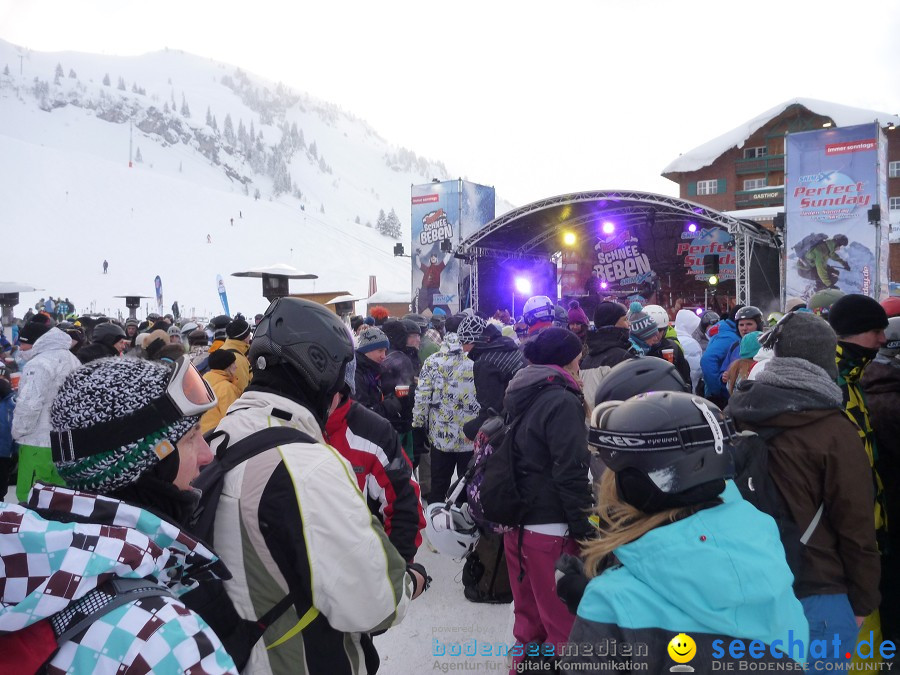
[456,190,779,310]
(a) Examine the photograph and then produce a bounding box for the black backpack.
[471,412,529,531]
[183,426,317,671]
[730,428,823,578]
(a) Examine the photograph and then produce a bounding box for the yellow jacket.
[200,369,242,434]
[220,338,252,393]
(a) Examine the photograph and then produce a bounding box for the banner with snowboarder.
[410,180,494,315]
[785,123,888,301]
[216,274,230,316]
[154,275,164,315]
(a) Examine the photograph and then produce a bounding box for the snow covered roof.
[367,290,410,304]
[663,98,900,175]
[0,282,41,294]
[231,263,318,279]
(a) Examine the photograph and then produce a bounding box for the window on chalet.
[743,146,768,159]
[743,178,767,190]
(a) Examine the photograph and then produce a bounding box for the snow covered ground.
[377,546,514,674]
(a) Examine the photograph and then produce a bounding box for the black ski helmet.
[249,297,354,397]
[92,321,126,346]
[589,391,737,513]
[593,357,689,407]
[734,305,763,331]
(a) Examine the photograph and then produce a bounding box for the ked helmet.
[593,358,689,407]
[589,391,737,513]
[249,297,354,396]
[522,295,554,326]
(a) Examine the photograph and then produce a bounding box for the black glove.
[412,427,429,459]
[555,553,589,615]
[407,561,431,597]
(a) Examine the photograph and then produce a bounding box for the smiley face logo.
[667,633,696,664]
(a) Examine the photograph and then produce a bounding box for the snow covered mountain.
[0,39,507,319]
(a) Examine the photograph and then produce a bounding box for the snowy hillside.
[0,40,511,319]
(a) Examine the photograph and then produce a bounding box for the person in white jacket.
[209,298,426,675]
[12,325,81,499]
[674,309,704,394]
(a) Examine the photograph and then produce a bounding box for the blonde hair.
[582,470,700,578]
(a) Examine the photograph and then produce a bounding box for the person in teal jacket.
[563,392,808,672]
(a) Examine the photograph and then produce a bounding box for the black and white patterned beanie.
[51,357,199,493]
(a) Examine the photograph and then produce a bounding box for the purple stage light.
[687,222,697,233]
[601,221,615,235]
[600,281,608,290]
[695,307,704,316]
[514,277,532,295]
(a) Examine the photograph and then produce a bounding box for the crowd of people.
[0,289,897,673]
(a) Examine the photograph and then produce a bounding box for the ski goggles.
[52,356,217,463]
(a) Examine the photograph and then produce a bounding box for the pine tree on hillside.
[102,73,111,86]
[376,209,388,235]
[237,119,248,149]
[180,93,190,117]
[249,120,256,145]
[53,63,63,85]
[296,127,305,149]
[223,114,235,145]
[386,208,402,239]
[131,83,139,93]
[355,215,361,224]
[117,76,126,91]
[68,68,76,79]
[309,141,318,159]
[135,147,143,163]
[163,101,170,114]
[254,188,261,200]
[212,115,218,131]
[205,106,213,127]
[4,65,11,76]
[272,154,291,194]
[320,204,325,214]
[170,89,176,108]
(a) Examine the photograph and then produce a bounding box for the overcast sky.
[2,0,899,206]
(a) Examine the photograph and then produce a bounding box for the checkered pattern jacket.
[0,483,237,674]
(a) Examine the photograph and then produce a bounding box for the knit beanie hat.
[356,327,389,354]
[208,348,236,371]
[772,312,838,379]
[567,301,590,326]
[739,331,762,360]
[51,357,199,493]
[593,301,627,328]
[226,318,251,340]
[828,293,889,338]
[629,310,659,343]
[18,321,51,345]
[457,315,487,344]
[523,327,583,367]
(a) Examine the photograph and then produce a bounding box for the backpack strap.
[750,425,825,545]
[52,578,172,644]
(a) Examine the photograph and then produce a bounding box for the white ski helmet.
[643,305,669,330]
[522,295,554,326]
[425,502,479,559]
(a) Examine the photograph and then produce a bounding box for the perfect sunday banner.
[785,123,882,300]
